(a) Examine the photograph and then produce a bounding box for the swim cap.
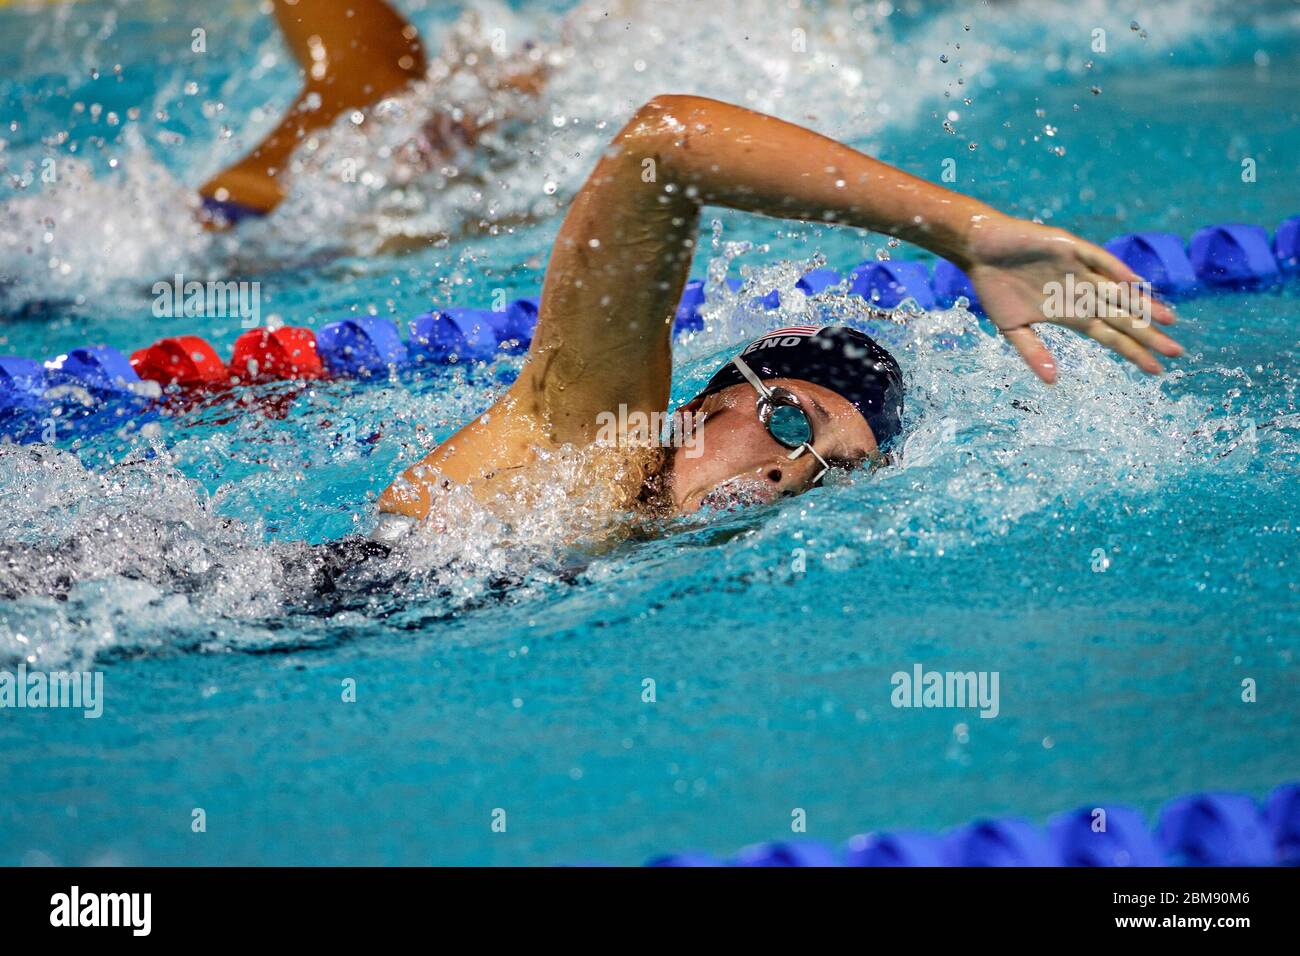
[693,325,905,446]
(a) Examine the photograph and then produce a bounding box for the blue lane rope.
[645,781,1300,866]
[2,214,1298,442]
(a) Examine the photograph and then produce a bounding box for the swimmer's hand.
[963,214,1182,384]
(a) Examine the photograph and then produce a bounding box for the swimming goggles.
[731,355,829,484]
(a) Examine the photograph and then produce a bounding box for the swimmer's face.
[666,377,880,514]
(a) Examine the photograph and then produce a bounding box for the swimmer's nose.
[763,461,817,496]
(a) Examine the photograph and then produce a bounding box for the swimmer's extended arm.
[515,94,1181,442]
[198,0,425,217]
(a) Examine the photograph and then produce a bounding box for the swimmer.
[372,94,1183,536]
[198,0,544,228]
[0,96,1185,603]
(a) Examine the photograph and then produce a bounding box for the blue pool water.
[2,0,1299,865]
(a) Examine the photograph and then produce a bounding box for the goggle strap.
[731,355,774,398]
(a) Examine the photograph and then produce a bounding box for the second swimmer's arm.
[199,0,426,217]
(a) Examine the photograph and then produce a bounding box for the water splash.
[2,230,1280,669]
[0,0,1273,309]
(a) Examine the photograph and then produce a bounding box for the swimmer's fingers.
[1146,291,1177,329]
[1002,326,1058,384]
[1082,319,1163,375]
[1069,249,1182,371]
[1079,246,1178,327]
[1092,298,1184,360]
[1106,280,1178,329]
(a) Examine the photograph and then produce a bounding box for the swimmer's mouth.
[696,478,779,512]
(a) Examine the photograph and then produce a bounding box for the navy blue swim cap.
[694,325,905,446]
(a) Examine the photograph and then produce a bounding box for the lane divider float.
[645,780,1300,866]
[2,215,1298,443]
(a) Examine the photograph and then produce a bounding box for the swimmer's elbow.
[617,95,754,176]
[378,479,430,520]
[620,94,717,148]
[637,93,716,116]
